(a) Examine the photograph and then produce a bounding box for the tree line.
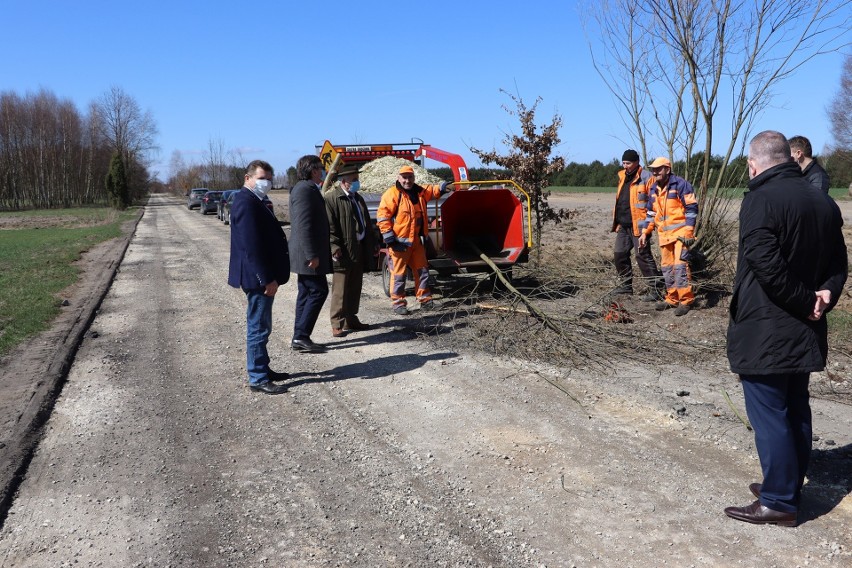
[0,87,157,210]
[548,149,852,189]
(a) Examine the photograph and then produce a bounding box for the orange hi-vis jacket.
[641,174,698,246]
[377,182,442,246]
[611,166,652,236]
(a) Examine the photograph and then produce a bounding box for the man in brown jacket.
[324,164,375,336]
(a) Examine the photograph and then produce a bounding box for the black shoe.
[393,305,410,316]
[267,370,290,381]
[674,304,692,316]
[249,382,288,395]
[612,286,633,295]
[291,338,326,353]
[655,301,674,311]
[420,301,435,312]
[749,483,762,498]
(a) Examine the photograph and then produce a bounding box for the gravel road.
[0,193,849,567]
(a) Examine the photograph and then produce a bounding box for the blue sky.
[3,1,849,181]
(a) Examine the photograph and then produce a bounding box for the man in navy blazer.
[288,154,332,353]
[228,160,291,395]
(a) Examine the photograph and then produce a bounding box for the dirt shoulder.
[0,211,141,520]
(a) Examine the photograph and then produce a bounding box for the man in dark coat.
[288,154,332,353]
[324,164,375,336]
[788,135,831,193]
[228,160,291,395]
[725,131,847,526]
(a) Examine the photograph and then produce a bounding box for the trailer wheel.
[381,254,391,297]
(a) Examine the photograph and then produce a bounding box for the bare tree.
[92,86,159,199]
[471,90,566,263]
[828,54,852,150]
[582,0,850,260]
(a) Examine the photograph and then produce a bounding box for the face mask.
[349,180,361,193]
[254,179,271,195]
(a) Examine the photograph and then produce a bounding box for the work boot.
[420,301,435,312]
[612,285,633,295]
[674,304,692,317]
[639,290,660,302]
[655,301,674,311]
[393,305,410,316]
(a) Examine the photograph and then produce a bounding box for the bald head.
[748,131,792,179]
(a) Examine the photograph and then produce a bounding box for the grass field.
[0,207,137,357]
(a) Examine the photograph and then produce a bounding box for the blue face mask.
[253,179,271,195]
[349,180,361,193]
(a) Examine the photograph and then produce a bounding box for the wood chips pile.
[355,156,444,194]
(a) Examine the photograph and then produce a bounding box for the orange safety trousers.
[659,239,694,306]
[389,240,432,308]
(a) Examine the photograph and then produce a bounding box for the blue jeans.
[740,373,812,513]
[245,288,274,385]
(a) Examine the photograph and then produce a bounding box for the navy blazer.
[227,187,290,290]
[288,180,332,275]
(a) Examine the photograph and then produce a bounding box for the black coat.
[802,159,830,193]
[288,180,332,275]
[727,161,847,375]
[227,188,290,289]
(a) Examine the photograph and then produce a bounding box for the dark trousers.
[614,226,661,290]
[740,373,812,513]
[293,274,329,341]
[329,264,364,330]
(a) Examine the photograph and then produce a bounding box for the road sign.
[320,140,338,170]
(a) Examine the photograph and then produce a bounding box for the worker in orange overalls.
[376,165,453,315]
[638,157,698,316]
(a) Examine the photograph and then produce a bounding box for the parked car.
[223,191,274,225]
[186,188,209,209]
[218,189,238,221]
[199,191,223,215]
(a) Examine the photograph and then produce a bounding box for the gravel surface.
[0,193,850,567]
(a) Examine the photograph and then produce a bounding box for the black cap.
[622,149,640,162]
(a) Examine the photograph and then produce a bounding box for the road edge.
[0,207,144,528]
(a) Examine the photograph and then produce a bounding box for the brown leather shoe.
[331,328,348,337]
[724,500,796,527]
[749,483,762,498]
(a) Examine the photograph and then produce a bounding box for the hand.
[809,290,832,321]
[638,233,648,248]
[307,257,319,269]
[264,281,279,297]
[332,249,342,261]
[677,236,696,248]
[440,181,454,194]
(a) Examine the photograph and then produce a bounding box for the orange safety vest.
[642,174,698,245]
[611,166,652,236]
[377,183,442,246]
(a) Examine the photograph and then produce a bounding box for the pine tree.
[105,152,130,209]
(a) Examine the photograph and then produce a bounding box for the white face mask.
[253,179,271,195]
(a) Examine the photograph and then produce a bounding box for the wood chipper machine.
[375,180,533,295]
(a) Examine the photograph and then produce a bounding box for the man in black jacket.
[788,135,830,193]
[725,131,847,526]
[288,154,332,353]
[228,160,291,395]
